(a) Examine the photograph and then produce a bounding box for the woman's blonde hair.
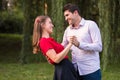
[32,15,49,54]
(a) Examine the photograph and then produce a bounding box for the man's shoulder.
[84,19,99,29]
[85,19,97,24]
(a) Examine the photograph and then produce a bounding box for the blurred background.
[0,0,120,80]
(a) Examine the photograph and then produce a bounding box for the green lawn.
[0,34,22,63]
[0,63,120,80]
[0,63,54,80]
[0,34,120,80]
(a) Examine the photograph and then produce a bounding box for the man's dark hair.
[63,3,81,15]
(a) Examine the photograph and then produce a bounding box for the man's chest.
[66,27,91,42]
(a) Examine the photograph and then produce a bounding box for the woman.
[32,15,79,80]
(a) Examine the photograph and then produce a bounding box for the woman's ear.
[41,23,45,29]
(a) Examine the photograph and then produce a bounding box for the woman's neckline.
[41,37,53,39]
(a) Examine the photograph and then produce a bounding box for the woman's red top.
[39,37,68,64]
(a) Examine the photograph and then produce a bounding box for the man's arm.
[73,21,102,52]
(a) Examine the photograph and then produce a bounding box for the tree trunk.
[46,0,52,16]
[110,0,119,64]
[20,0,46,63]
[0,0,2,11]
[20,0,33,64]
[51,0,64,42]
[98,0,112,71]
[113,0,120,64]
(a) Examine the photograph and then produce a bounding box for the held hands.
[68,36,80,47]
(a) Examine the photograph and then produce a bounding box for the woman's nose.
[65,17,67,21]
[52,24,54,27]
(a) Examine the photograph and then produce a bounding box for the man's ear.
[74,10,78,15]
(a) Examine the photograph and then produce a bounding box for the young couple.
[32,3,102,80]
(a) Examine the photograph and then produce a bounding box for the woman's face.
[42,18,54,34]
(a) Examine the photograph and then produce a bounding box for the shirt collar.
[70,18,85,29]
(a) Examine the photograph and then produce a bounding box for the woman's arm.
[46,43,72,63]
[46,36,74,64]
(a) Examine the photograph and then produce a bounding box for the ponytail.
[32,16,49,54]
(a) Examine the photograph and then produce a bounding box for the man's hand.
[68,36,74,44]
[72,36,80,47]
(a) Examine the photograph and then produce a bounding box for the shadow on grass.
[0,33,22,63]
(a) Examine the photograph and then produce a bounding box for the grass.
[0,34,22,63]
[0,63,54,80]
[0,63,120,80]
[102,65,120,80]
[0,33,120,80]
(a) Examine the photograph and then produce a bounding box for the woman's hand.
[68,36,80,47]
[68,36,75,45]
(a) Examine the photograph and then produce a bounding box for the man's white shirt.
[62,18,102,75]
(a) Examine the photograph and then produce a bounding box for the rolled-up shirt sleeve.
[61,29,69,47]
[79,21,102,52]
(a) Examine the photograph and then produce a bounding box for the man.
[62,3,102,80]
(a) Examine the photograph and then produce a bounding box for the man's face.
[64,10,76,25]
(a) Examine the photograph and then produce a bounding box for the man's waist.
[72,56,100,62]
[73,62,100,75]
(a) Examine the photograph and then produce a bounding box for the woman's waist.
[53,58,69,65]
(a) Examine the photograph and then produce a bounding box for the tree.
[0,0,2,11]
[98,0,120,71]
[98,0,113,71]
[20,0,33,64]
[112,0,120,63]
[81,0,99,23]
[51,0,64,42]
[20,0,45,63]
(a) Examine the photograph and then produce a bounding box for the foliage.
[0,34,46,63]
[0,10,23,34]
[0,0,24,33]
